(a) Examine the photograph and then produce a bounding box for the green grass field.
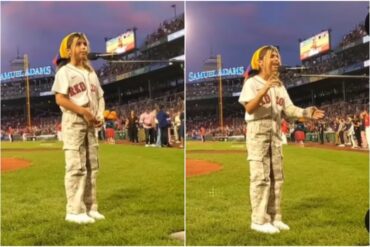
[1,141,184,246]
[186,141,369,246]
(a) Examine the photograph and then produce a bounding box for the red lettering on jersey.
[69,82,86,97]
[276,97,285,106]
[68,86,76,96]
[91,84,96,93]
[260,94,271,105]
[79,82,87,91]
[74,84,82,94]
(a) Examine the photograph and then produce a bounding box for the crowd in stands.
[98,46,184,79]
[1,92,184,148]
[144,14,184,46]
[300,46,369,75]
[299,102,369,148]
[187,42,368,99]
[281,50,368,88]
[98,13,184,80]
[187,100,369,150]
[108,92,183,120]
[100,92,184,147]
[1,114,60,141]
[1,13,185,100]
[187,79,243,99]
[187,112,245,139]
[281,23,368,86]
[339,22,367,47]
[1,77,54,100]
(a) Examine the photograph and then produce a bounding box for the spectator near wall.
[156,105,170,147]
[127,110,139,143]
[361,110,370,149]
[320,121,327,144]
[140,108,155,147]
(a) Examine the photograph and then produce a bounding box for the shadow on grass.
[105,187,141,202]
[290,196,333,209]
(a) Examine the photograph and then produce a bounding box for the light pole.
[24,54,31,128]
[171,4,176,18]
[217,54,223,134]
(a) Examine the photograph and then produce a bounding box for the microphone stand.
[109,59,184,64]
[88,53,184,64]
[293,73,369,79]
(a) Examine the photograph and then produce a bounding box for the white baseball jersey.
[238,75,305,122]
[52,64,104,118]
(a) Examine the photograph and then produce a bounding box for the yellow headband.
[58,33,77,59]
[59,32,87,59]
[250,45,269,70]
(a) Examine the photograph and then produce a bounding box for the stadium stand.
[186,21,369,147]
[1,13,184,145]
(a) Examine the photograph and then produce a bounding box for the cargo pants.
[247,118,284,225]
[62,111,99,215]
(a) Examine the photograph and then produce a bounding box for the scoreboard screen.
[106,30,135,54]
[300,30,330,61]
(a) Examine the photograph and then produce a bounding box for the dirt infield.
[186,159,222,177]
[1,158,31,172]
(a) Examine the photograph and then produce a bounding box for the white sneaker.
[65,213,95,224]
[88,211,105,220]
[272,221,290,231]
[251,223,280,234]
[145,144,149,147]
[150,144,156,147]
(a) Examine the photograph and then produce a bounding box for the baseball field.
[1,141,184,246]
[186,140,369,245]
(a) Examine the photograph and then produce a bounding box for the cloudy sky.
[186,1,369,73]
[1,1,184,72]
[1,1,368,76]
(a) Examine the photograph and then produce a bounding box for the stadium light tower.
[217,54,224,134]
[23,54,32,128]
[171,4,176,18]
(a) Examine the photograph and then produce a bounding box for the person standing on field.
[239,45,325,234]
[52,32,106,224]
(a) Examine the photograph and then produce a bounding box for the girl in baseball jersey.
[52,32,105,224]
[239,46,324,234]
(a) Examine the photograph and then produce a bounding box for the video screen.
[300,30,330,61]
[106,30,135,54]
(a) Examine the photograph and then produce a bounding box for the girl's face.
[268,50,281,74]
[259,49,281,77]
[69,36,88,63]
